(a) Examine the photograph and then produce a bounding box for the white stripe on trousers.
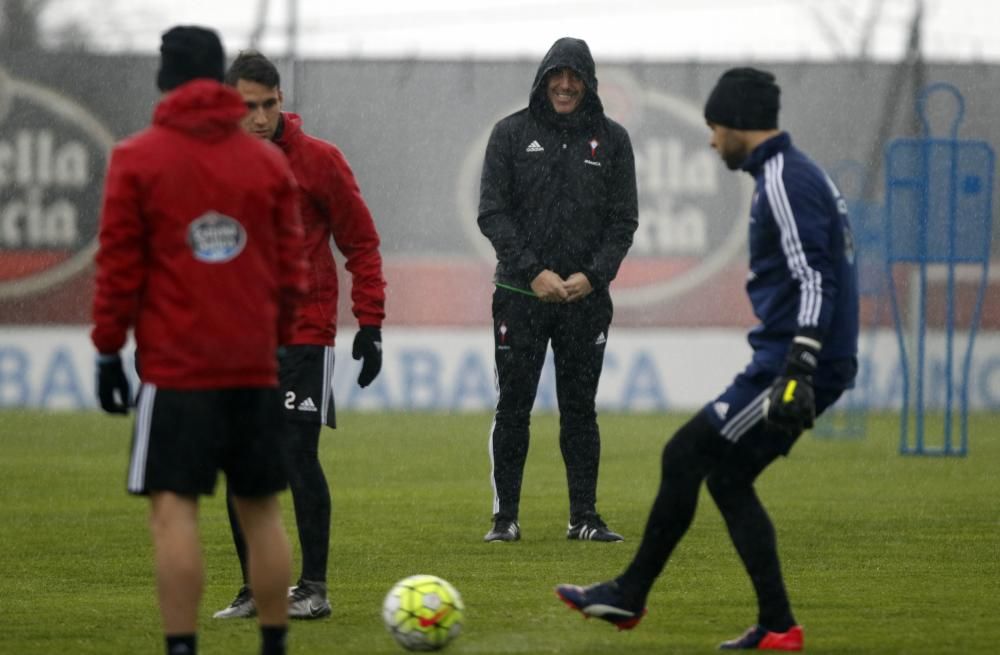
[487,416,500,516]
[488,360,501,516]
[127,383,156,493]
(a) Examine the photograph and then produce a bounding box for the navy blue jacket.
[742,132,859,389]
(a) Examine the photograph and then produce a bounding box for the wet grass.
[0,410,997,654]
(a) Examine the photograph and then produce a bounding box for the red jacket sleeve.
[91,146,146,355]
[275,166,308,345]
[325,146,386,327]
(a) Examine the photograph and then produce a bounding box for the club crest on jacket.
[187,211,247,263]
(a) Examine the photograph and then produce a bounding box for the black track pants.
[617,384,845,631]
[615,410,797,629]
[487,288,612,522]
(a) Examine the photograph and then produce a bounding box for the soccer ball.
[382,574,464,651]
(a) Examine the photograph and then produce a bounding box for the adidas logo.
[526,140,544,153]
[594,332,606,346]
[713,401,730,420]
[297,397,318,412]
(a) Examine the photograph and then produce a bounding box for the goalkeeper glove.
[352,326,383,388]
[96,352,131,415]
[765,334,820,435]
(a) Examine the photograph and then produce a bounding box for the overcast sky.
[37,0,1000,63]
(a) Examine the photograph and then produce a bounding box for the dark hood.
[529,37,603,126]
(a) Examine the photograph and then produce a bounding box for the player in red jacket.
[213,50,387,621]
[91,26,306,655]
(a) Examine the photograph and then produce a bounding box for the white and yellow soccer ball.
[382,574,464,651]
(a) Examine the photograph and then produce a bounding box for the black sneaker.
[555,580,646,630]
[212,585,256,619]
[483,517,520,542]
[567,513,623,542]
[288,579,332,619]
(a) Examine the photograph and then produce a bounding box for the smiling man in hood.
[477,37,639,544]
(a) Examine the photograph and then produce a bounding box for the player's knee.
[286,455,324,490]
[560,409,598,436]
[705,471,747,509]
[495,407,531,428]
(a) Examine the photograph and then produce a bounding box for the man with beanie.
[477,37,638,543]
[556,67,859,651]
[91,25,304,655]
[213,49,386,621]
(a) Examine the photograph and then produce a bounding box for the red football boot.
[719,624,804,651]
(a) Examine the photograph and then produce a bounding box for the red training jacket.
[274,113,386,345]
[91,80,307,389]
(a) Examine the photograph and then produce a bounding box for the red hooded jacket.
[273,113,385,345]
[91,80,306,389]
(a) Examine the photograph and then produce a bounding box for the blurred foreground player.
[91,25,306,655]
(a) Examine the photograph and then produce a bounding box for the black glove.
[352,326,382,388]
[765,335,820,435]
[96,352,131,415]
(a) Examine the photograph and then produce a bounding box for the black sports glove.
[96,352,131,415]
[352,326,382,388]
[765,335,820,435]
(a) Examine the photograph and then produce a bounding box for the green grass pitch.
[1,410,998,654]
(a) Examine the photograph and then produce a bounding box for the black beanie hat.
[156,25,225,92]
[703,67,780,130]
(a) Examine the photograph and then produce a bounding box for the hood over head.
[529,37,603,125]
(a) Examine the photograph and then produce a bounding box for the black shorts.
[127,385,287,498]
[279,344,336,429]
[704,358,848,457]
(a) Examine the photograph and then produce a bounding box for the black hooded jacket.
[477,37,639,292]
